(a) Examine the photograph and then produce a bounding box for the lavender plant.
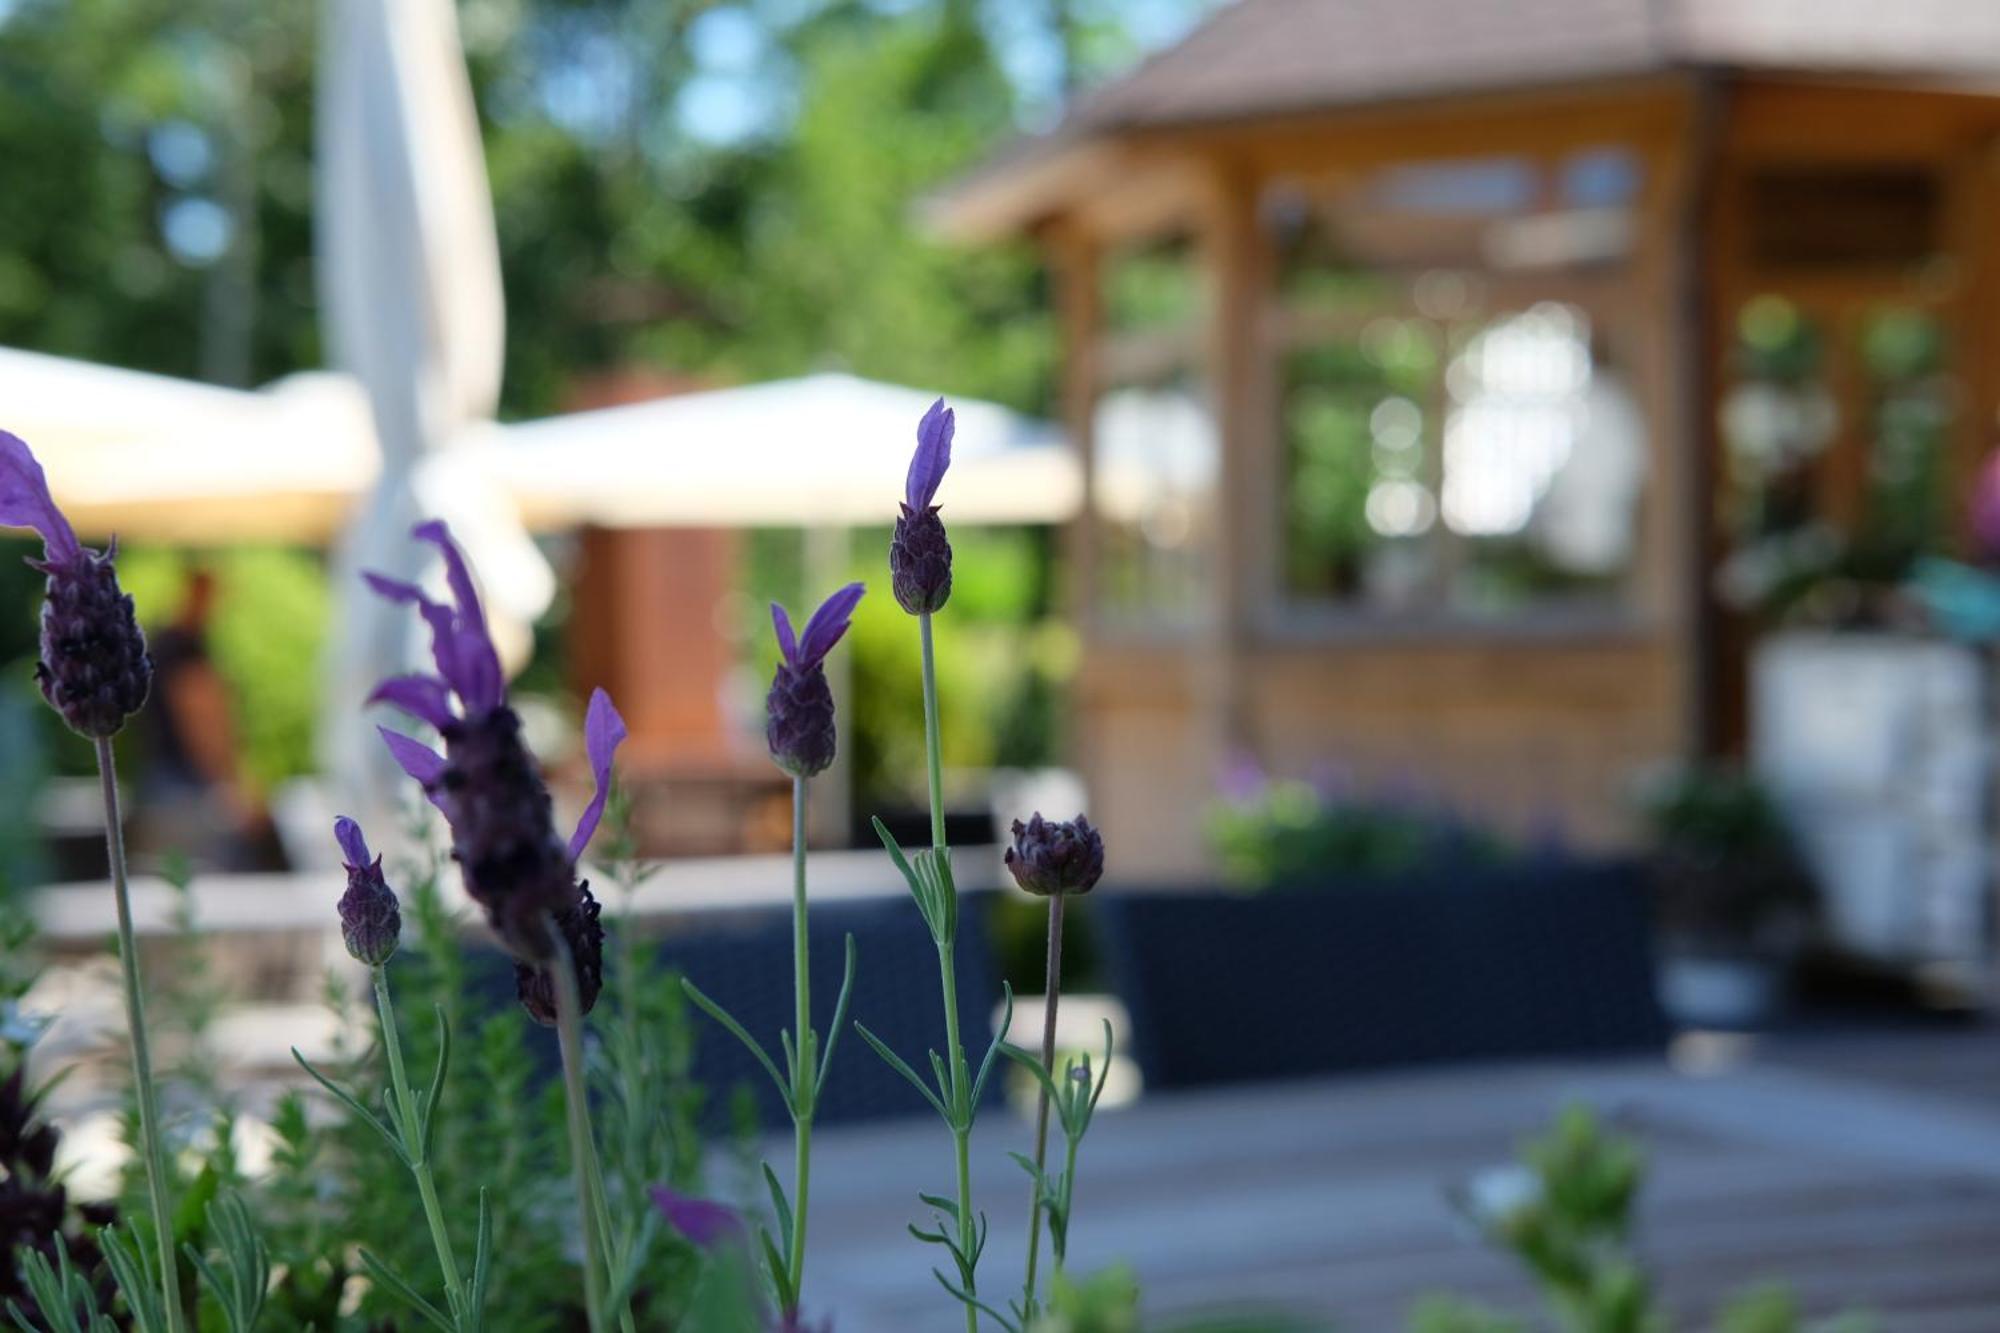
[366,521,632,1332]
[290,816,492,1332]
[857,400,1018,1332]
[0,430,184,1333]
[1002,813,1105,1318]
[681,582,864,1326]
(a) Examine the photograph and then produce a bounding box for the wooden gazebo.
[935,0,2000,877]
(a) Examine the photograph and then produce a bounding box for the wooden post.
[1049,221,1101,632]
[1947,139,2000,554]
[1196,158,1267,770]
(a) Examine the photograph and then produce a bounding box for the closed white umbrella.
[316,0,552,808]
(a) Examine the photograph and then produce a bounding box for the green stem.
[919,612,946,852]
[938,942,978,1333]
[552,931,609,1333]
[371,967,469,1323]
[920,611,976,1333]
[1022,892,1066,1310]
[584,1117,634,1333]
[94,736,185,1333]
[787,774,813,1313]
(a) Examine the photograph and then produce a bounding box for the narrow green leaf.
[762,1163,794,1245]
[291,1048,407,1163]
[969,982,1016,1112]
[870,816,918,888]
[853,1022,948,1120]
[999,1041,1061,1104]
[681,980,788,1103]
[930,1269,1020,1333]
[468,1188,494,1333]
[814,934,859,1099]
[422,1002,452,1159]
[928,1049,955,1115]
[356,1249,454,1333]
[755,1227,793,1311]
[98,1225,166,1333]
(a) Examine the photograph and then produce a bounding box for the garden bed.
[1097,859,1666,1089]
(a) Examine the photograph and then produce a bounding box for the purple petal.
[648,1186,742,1249]
[0,430,81,564]
[377,726,449,812]
[567,688,628,862]
[365,570,465,688]
[333,816,372,868]
[797,582,865,668]
[771,602,799,669]
[412,521,502,711]
[904,398,954,511]
[364,560,501,714]
[368,674,456,730]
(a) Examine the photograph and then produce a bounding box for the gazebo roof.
[936,0,2000,238]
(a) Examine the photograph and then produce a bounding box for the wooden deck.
[796,1024,2000,1330]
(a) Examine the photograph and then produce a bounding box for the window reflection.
[1271,150,1649,619]
[1093,372,1218,627]
[1716,295,1954,617]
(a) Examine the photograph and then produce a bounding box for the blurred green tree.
[0,0,1215,793]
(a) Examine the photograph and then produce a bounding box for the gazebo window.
[1717,294,1954,613]
[1092,237,1217,629]
[1266,154,1649,621]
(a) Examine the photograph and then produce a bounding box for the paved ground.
[797,1023,2000,1331]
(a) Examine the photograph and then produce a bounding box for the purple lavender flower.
[1973,449,2000,564]
[0,431,151,738]
[766,583,864,779]
[367,522,626,1023]
[889,399,954,615]
[1004,813,1105,897]
[333,816,401,966]
[647,1185,745,1249]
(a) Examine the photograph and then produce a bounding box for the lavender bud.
[765,584,863,779]
[889,504,952,615]
[891,399,955,616]
[1004,813,1105,897]
[766,661,837,779]
[514,883,604,1027]
[34,545,151,739]
[334,817,401,966]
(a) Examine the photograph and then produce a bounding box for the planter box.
[460,894,1006,1129]
[1097,860,1666,1090]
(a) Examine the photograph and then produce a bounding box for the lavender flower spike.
[366,520,625,1017]
[766,582,864,778]
[334,816,402,966]
[0,431,151,738]
[1004,813,1105,898]
[890,400,954,615]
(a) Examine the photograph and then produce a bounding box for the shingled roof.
[1068,0,2000,133]
[934,0,2000,236]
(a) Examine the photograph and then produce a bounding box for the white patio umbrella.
[0,347,376,543]
[460,372,1082,528]
[316,0,553,807]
